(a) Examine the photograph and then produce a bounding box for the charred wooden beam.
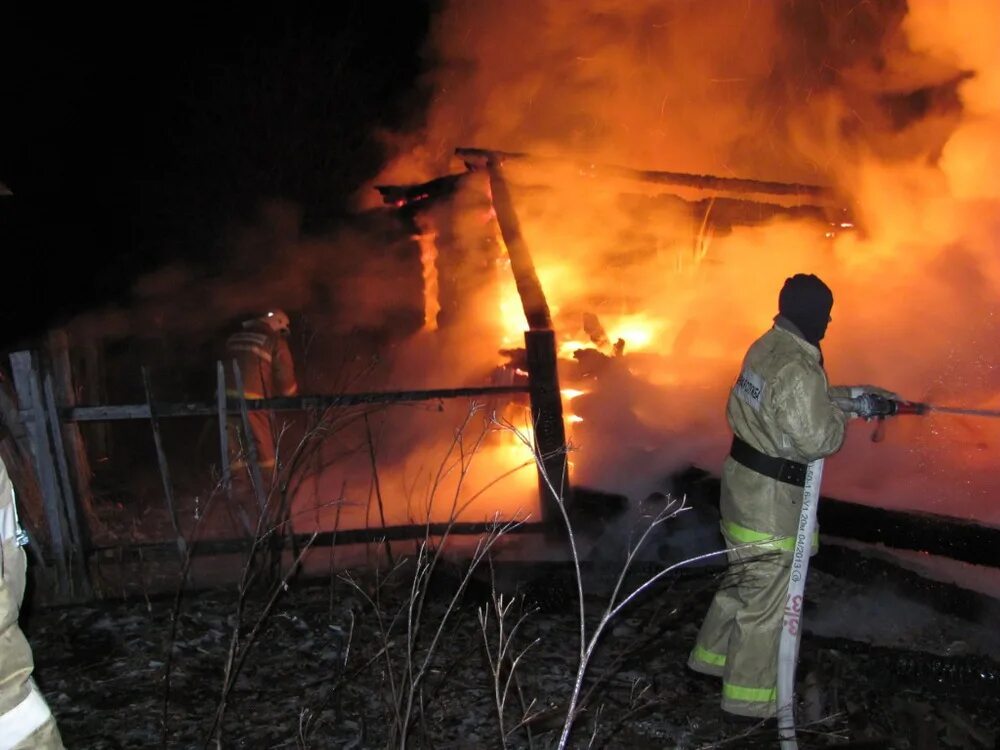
[672,466,1000,568]
[480,157,572,525]
[810,544,1000,624]
[374,172,468,208]
[525,329,569,527]
[818,499,1000,569]
[806,634,1000,696]
[486,158,552,330]
[457,146,834,201]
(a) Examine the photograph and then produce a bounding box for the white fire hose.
[776,458,824,748]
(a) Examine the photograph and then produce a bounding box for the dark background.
[0,4,433,349]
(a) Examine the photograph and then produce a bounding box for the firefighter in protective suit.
[687,273,893,719]
[0,456,63,748]
[225,309,299,474]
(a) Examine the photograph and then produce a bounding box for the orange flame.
[360,0,1000,525]
[415,231,441,331]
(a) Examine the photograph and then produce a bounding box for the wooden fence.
[8,328,569,600]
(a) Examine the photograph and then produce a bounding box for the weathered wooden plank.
[141,367,185,554]
[41,372,86,552]
[47,330,95,529]
[217,361,231,492]
[41,370,91,597]
[10,351,70,593]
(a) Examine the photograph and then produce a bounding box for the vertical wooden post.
[524,329,569,529]
[79,339,111,459]
[41,373,89,564]
[217,361,231,494]
[10,351,72,595]
[483,156,568,530]
[142,367,185,555]
[46,330,94,544]
[487,158,553,330]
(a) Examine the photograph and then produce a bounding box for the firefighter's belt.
[729,436,807,487]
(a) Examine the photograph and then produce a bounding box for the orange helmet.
[261,309,291,336]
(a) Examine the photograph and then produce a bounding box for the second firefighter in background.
[224,309,299,474]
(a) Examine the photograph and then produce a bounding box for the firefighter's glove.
[849,385,900,400]
[854,392,896,420]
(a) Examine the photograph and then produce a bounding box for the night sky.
[0,4,432,350]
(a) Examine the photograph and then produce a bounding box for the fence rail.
[91,520,549,563]
[59,385,532,422]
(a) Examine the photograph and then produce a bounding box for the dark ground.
[22,537,1000,749]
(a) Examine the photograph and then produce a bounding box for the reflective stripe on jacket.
[721,322,846,542]
[0,457,61,748]
[224,322,298,399]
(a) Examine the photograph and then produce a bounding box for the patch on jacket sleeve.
[734,368,765,411]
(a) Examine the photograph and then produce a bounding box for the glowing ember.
[605,314,661,352]
[558,340,593,357]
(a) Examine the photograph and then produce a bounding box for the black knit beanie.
[778,273,833,347]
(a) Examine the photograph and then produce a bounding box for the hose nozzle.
[890,400,929,416]
[833,394,928,419]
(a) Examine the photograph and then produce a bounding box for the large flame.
[283,1,1000,532]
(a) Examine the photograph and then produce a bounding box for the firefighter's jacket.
[224,322,298,400]
[0,458,63,748]
[721,319,847,549]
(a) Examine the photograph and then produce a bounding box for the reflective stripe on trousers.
[722,681,776,704]
[690,645,779,707]
[721,519,818,554]
[690,645,726,668]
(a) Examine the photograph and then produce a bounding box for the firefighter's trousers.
[228,411,277,472]
[0,538,63,749]
[687,528,791,718]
